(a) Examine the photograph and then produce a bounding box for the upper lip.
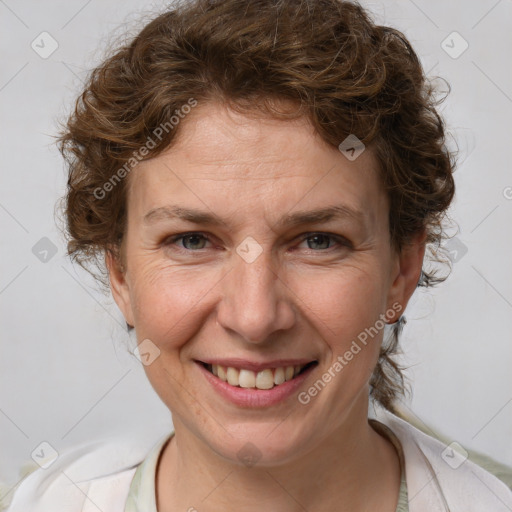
[195,358,317,372]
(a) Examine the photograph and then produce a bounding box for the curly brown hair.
[57,0,456,412]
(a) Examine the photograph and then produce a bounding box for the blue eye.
[163,231,349,254]
[297,233,348,251]
[167,233,211,251]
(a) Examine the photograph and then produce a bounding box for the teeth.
[217,365,227,381]
[239,369,256,388]
[226,367,239,386]
[209,363,311,390]
[256,369,274,389]
[273,367,285,385]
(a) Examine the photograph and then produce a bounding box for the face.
[108,101,425,465]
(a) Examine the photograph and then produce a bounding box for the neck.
[156,398,401,512]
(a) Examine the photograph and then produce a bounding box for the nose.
[216,249,296,344]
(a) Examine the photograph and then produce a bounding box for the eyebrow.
[143,204,366,229]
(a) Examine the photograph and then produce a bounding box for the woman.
[6,0,512,510]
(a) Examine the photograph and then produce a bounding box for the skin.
[107,100,426,512]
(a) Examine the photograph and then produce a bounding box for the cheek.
[288,263,389,396]
[129,261,223,346]
[289,265,389,420]
[290,263,388,342]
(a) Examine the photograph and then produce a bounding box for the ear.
[105,250,135,327]
[385,229,427,322]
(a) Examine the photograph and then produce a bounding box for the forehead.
[127,101,386,228]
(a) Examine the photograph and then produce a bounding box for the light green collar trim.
[124,431,175,512]
[369,418,409,511]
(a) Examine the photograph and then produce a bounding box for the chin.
[204,421,313,468]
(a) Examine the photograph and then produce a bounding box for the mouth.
[196,360,318,391]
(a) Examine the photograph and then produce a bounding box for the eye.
[164,232,212,251]
[162,231,350,255]
[296,232,349,251]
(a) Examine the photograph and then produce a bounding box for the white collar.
[372,406,512,511]
[8,410,512,511]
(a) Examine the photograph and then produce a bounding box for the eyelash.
[163,231,351,254]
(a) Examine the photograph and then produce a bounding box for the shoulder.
[373,406,512,511]
[4,432,160,512]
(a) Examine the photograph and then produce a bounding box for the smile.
[194,358,319,408]
[201,361,318,390]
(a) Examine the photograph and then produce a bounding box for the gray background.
[1,0,511,493]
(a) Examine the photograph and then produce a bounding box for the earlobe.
[386,230,427,322]
[105,250,135,327]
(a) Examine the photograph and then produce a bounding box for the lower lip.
[195,361,317,408]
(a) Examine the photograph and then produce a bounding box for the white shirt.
[5,407,512,511]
